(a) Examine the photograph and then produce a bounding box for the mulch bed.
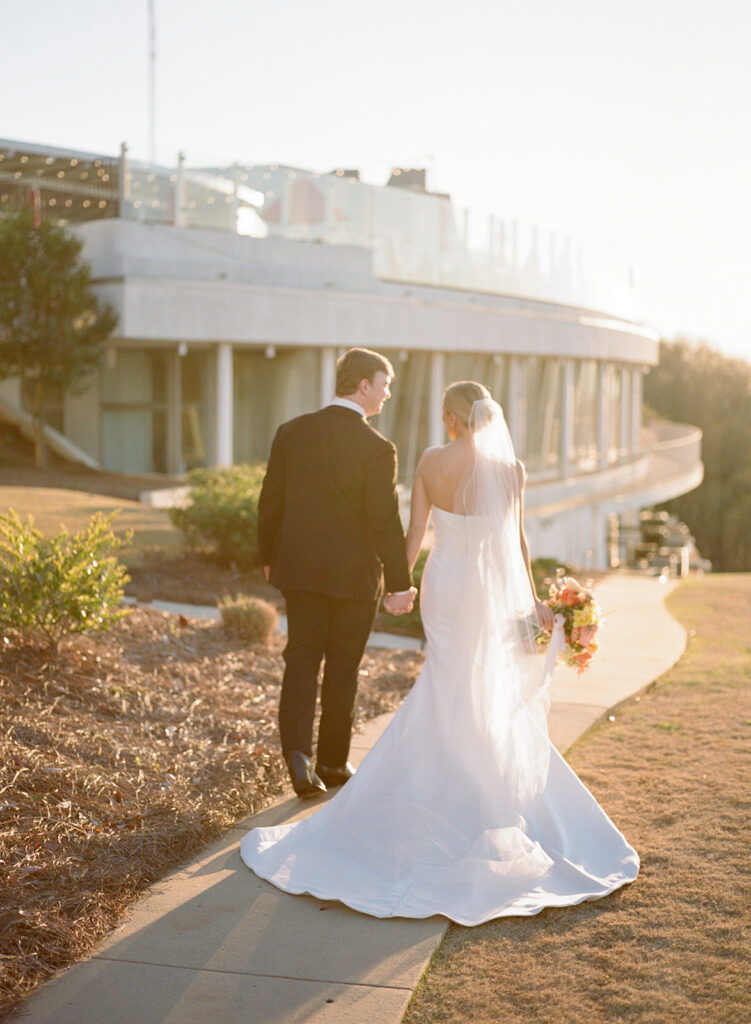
[125,552,283,609]
[0,607,423,1020]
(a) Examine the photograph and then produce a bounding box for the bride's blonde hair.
[443,381,491,428]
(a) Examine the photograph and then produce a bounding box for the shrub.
[169,464,265,565]
[218,594,278,645]
[0,509,131,650]
[532,557,573,597]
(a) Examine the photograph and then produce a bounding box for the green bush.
[531,557,573,597]
[169,464,266,565]
[0,509,131,650]
[218,594,278,645]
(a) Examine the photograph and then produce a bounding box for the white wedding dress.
[241,401,639,924]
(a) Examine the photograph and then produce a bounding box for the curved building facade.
[0,140,703,569]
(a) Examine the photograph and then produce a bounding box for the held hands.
[535,598,555,632]
[383,586,418,616]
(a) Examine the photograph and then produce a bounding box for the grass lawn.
[404,573,751,1024]
[0,485,183,564]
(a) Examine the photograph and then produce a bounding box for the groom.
[258,347,416,798]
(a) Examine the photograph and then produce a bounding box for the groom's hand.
[263,565,270,581]
[383,587,417,616]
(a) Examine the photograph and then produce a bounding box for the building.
[0,138,703,568]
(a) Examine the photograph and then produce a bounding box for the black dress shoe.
[285,751,327,799]
[315,762,356,788]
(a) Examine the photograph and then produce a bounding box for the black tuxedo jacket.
[257,405,412,601]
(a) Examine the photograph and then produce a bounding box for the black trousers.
[279,590,379,766]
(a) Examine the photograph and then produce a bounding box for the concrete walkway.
[14,574,686,1024]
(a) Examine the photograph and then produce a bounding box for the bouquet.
[536,571,601,674]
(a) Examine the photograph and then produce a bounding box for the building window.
[525,357,562,475]
[572,359,598,471]
[100,349,170,473]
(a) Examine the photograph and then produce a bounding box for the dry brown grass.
[0,608,423,1020]
[404,573,751,1024]
[0,485,183,562]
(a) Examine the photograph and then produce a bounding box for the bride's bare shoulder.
[416,444,450,469]
[418,443,461,473]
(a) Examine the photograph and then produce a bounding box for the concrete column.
[429,351,445,446]
[231,163,241,232]
[168,349,183,475]
[215,343,233,467]
[620,365,631,462]
[320,347,337,408]
[591,505,609,570]
[560,359,574,478]
[174,151,187,228]
[118,142,130,217]
[596,361,608,470]
[507,356,526,456]
[631,367,642,452]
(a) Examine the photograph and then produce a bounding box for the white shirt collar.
[328,397,367,417]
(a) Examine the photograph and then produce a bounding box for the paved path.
[14,574,686,1024]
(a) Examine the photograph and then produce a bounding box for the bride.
[241,381,639,924]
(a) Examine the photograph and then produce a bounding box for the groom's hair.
[336,348,394,395]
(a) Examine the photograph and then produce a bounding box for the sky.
[3,0,751,362]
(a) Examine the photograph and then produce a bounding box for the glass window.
[572,360,598,471]
[376,350,431,482]
[525,357,562,476]
[100,349,171,473]
[604,364,623,465]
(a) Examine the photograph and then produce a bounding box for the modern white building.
[0,140,703,568]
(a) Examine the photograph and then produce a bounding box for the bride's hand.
[535,599,554,632]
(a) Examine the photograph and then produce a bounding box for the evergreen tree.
[0,210,117,467]
[644,339,751,571]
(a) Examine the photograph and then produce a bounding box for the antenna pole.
[148,0,156,163]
